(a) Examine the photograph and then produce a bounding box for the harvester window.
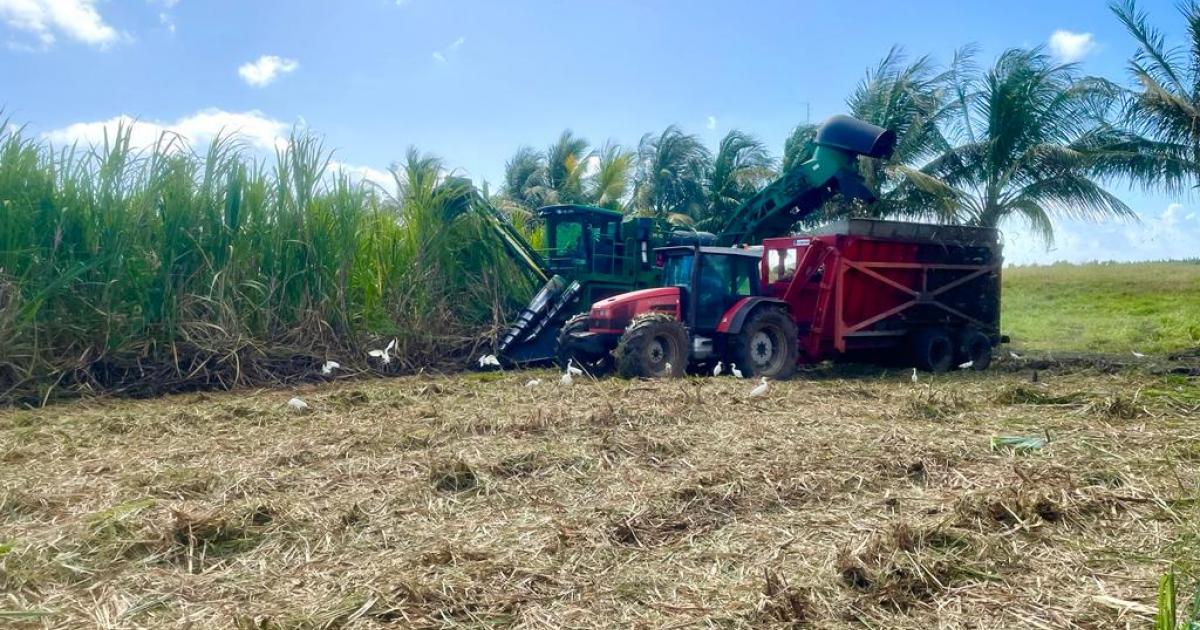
[554,221,586,262]
[767,248,797,283]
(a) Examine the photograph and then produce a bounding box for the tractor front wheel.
[615,313,688,379]
[728,307,798,379]
[556,313,613,375]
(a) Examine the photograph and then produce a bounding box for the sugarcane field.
[2,1,1200,628]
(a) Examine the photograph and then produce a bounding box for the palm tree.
[782,123,817,172]
[698,130,775,231]
[499,145,548,215]
[587,141,635,211]
[927,48,1134,240]
[844,46,962,220]
[633,125,711,223]
[1109,0,1200,191]
[544,130,590,205]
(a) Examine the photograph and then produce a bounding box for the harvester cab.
[495,205,666,364]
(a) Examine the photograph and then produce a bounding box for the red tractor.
[558,219,1002,378]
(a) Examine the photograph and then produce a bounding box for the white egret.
[368,339,397,365]
[1009,351,1022,360]
[749,376,769,397]
[1131,350,1146,358]
[525,379,542,388]
[478,354,502,369]
[560,370,573,386]
[566,359,583,376]
[958,360,974,370]
[730,363,744,379]
[286,397,309,412]
[320,361,340,376]
[911,368,919,383]
[712,361,723,377]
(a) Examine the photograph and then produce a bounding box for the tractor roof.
[536,204,624,220]
[655,245,762,259]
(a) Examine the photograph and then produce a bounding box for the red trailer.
[760,219,1002,371]
[560,219,1003,378]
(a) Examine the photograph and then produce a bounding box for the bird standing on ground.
[911,368,919,383]
[368,339,397,365]
[286,397,308,412]
[478,354,502,369]
[958,360,974,370]
[566,359,583,376]
[730,363,744,379]
[560,369,573,386]
[663,362,672,376]
[749,377,769,398]
[712,361,723,377]
[1132,350,1146,358]
[1009,351,1022,360]
[525,379,541,388]
[320,361,340,376]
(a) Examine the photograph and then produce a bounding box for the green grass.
[1003,262,1200,355]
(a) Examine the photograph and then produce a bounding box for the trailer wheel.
[556,313,613,376]
[615,313,688,379]
[729,306,798,379]
[957,330,993,371]
[912,328,954,373]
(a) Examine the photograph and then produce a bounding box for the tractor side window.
[767,248,797,283]
[729,256,759,296]
[662,255,694,287]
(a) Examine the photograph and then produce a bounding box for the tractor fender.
[716,297,790,335]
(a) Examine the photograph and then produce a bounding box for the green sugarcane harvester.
[482,115,897,365]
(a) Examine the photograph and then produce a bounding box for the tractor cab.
[538,205,627,276]
[658,246,763,331]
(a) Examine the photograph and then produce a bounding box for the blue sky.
[1,0,1196,264]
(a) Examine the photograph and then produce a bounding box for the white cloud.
[1048,30,1097,63]
[706,116,717,131]
[44,108,291,153]
[432,36,464,63]
[0,0,121,48]
[329,161,394,190]
[1004,202,1200,265]
[238,55,299,87]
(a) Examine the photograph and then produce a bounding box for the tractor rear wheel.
[956,329,993,371]
[912,327,954,373]
[728,306,798,379]
[556,313,612,375]
[615,313,688,379]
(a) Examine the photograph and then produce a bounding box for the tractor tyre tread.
[728,306,798,379]
[614,313,688,379]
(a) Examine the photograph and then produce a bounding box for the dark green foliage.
[0,122,534,404]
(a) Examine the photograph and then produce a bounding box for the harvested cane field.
[3,360,1199,628]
